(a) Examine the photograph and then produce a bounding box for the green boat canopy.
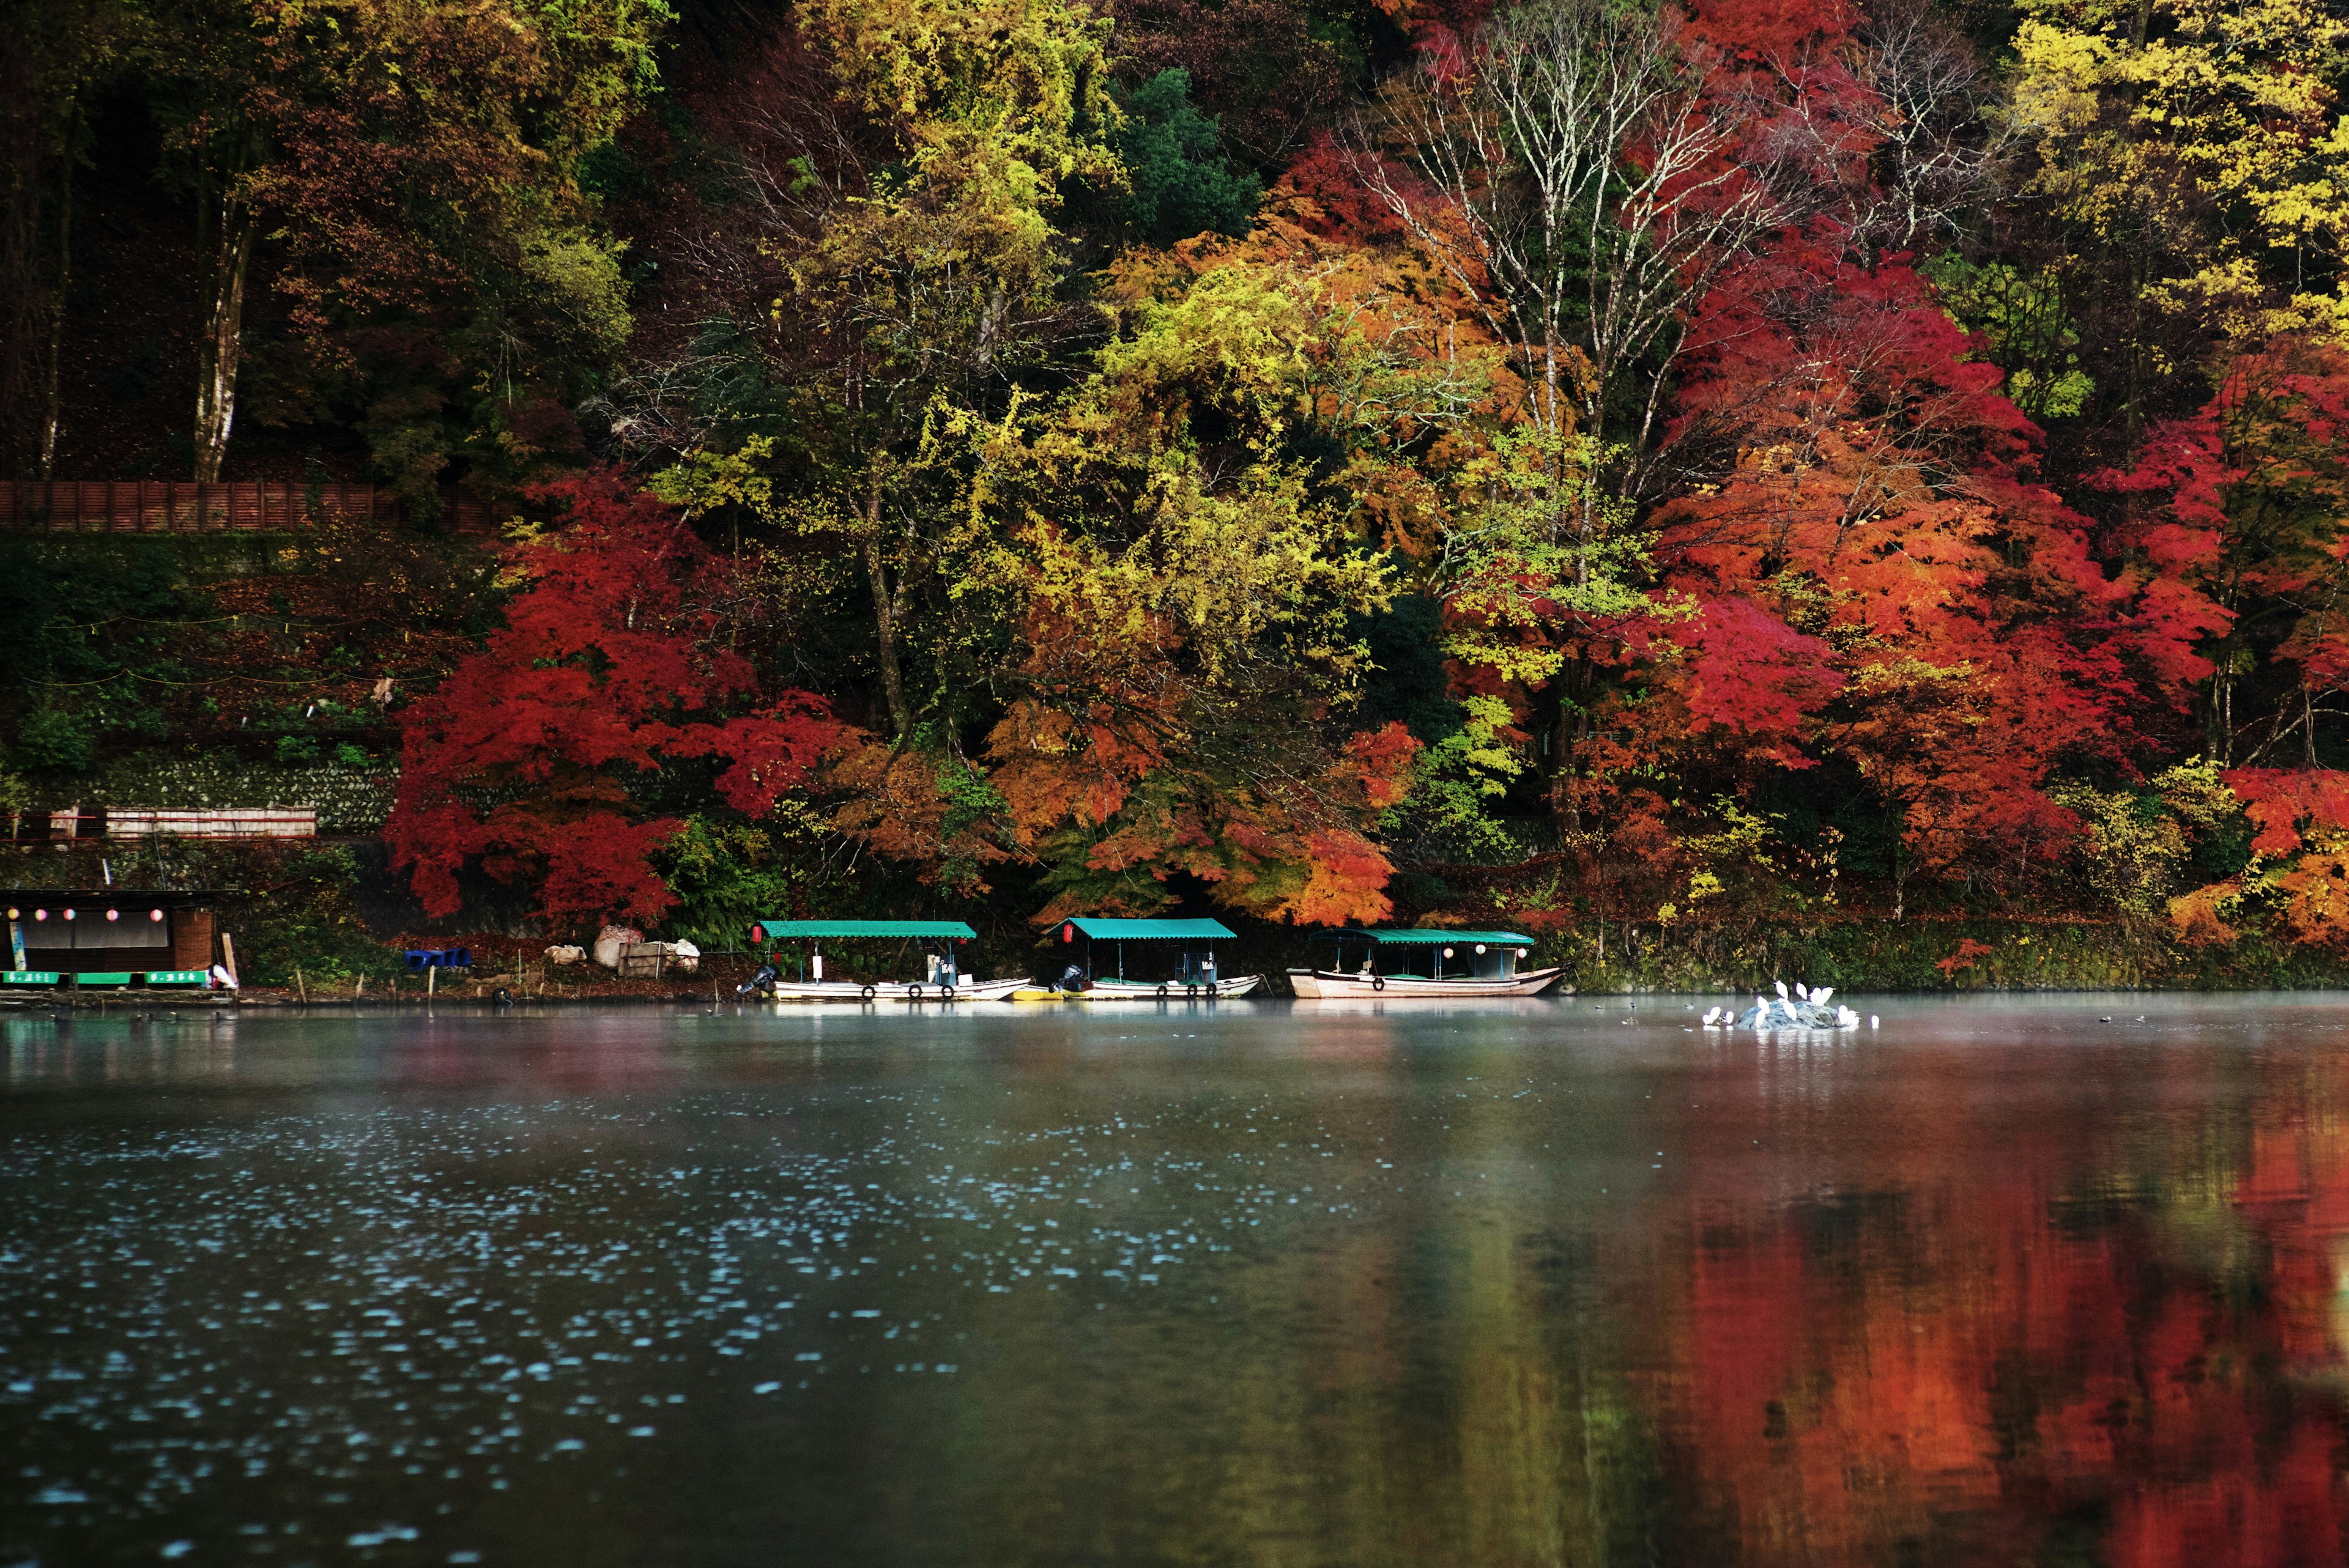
[1319,928,1535,947]
[1058,917,1236,941]
[753,920,974,942]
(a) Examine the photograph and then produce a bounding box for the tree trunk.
[862,471,912,742]
[192,194,254,483]
[37,140,70,479]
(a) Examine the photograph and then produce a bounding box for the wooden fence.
[9,807,319,842]
[0,481,493,534]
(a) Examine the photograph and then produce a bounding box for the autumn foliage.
[22,0,2349,955]
[386,474,839,928]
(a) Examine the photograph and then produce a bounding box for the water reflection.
[0,996,2345,1565]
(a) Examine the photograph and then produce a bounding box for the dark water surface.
[4,994,2347,1567]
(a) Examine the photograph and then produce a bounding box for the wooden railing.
[0,481,494,534]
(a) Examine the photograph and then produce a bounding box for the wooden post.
[426,963,435,999]
[220,931,239,986]
[294,965,306,1004]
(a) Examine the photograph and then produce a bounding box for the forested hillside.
[7,0,2349,986]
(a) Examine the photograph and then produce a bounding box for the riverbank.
[1541,914,2349,993]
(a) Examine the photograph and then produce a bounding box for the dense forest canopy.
[9,0,2349,961]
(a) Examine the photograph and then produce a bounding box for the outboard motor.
[1060,963,1087,995]
[737,963,779,997]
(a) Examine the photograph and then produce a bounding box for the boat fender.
[1157,983,1169,998]
[907,984,923,1002]
[1371,976,1385,992]
[1205,982,1217,998]
[1186,984,1197,998]
[859,983,876,1002]
[940,985,955,1002]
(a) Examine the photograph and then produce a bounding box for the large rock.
[592,924,642,969]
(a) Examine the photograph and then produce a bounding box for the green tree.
[1106,68,1258,246]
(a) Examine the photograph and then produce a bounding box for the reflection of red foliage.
[387,473,841,928]
[1655,1052,2349,1567]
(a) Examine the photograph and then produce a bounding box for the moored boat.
[759,975,1030,1004]
[1287,928,1561,999]
[740,920,1028,1002]
[1014,917,1262,1000]
[1009,973,1263,1002]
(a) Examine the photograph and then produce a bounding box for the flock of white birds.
[1701,981,1872,1031]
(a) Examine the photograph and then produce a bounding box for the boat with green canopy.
[1012,917,1261,1000]
[1288,928,1560,998]
[741,920,1028,1002]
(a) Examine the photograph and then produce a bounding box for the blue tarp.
[1059,918,1236,942]
[1319,928,1534,947]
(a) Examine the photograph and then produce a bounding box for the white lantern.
[1475,944,1486,954]
[105,908,119,922]
[1442,947,1454,958]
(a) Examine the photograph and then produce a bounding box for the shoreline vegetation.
[13,0,2349,983]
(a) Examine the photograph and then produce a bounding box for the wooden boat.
[743,920,1028,1003]
[1009,973,1263,1002]
[1013,917,1262,1001]
[759,975,1030,1004]
[1287,927,1562,999]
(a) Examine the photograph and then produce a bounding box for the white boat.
[742,919,1016,1004]
[1287,926,1562,999]
[1019,917,1258,1001]
[759,975,1030,1004]
[1287,967,1562,999]
[1009,973,1263,1002]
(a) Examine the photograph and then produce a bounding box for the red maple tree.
[386,473,841,930]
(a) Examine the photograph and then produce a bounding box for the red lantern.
[1062,923,1074,944]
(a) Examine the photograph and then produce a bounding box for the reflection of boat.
[1015,917,1261,1002]
[742,920,1028,1003]
[1288,928,1562,999]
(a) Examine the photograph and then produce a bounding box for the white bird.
[1796,982,1810,1000]
[1836,1006,1859,1028]
[1813,986,1834,1004]
[1775,980,1790,1000]
[1702,1006,1721,1025]
[1869,1015,1879,1028]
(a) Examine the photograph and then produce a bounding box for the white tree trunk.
[192,196,254,483]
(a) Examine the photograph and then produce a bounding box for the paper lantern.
[105,908,119,922]
[150,909,164,922]
[1442,947,1454,958]
[32,909,45,922]
[62,908,75,921]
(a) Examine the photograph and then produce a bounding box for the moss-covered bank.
[1535,916,2349,993]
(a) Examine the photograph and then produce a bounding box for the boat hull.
[1286,967,1563,999]
[754,976,1029,1003]
[1009,974,1263,1002]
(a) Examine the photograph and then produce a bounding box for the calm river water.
[3,994,2346,1566]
